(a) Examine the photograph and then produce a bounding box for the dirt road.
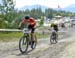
[0,27,75,58]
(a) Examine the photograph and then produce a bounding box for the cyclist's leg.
[28,25,32,44]
[31,28,36,42]
[28,25,37,42]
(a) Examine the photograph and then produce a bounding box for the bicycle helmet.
[25,16,30,20]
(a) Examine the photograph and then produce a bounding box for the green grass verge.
[0,32,23,42]
[0,32,50,42]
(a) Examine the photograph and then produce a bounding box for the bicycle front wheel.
[19,36,28,53]
[50,32,57,44]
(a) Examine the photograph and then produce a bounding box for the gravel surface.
[0,27,75,58]
[58,42,75,58]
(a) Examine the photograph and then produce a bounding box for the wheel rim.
[19,37,28,53]
[31,41,36,49]
[31,34,37,49]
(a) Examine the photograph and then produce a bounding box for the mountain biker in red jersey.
[19,16,37,43]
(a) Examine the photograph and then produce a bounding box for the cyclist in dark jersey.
[50,22,59,43]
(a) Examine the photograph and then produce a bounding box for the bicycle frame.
[19,28,37,53]
[23,28,31,41]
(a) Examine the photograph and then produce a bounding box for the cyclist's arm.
[19,18,26,28]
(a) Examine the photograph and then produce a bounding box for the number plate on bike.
[24,30,31,33]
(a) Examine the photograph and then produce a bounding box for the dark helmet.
[25,16,30,20]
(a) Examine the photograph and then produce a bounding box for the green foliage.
[0,32,23,42]
[0,2,75,29]
[0,0,18,28]
[45,8,54,18]
[30,8,44,19]
[39,16,44,26]
[0,32,49,42]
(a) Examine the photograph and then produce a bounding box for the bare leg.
[31,33,37,43]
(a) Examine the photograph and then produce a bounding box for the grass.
[0,32,23,42]
[0,32,50,42]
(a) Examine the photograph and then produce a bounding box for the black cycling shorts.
[28,25,35,33]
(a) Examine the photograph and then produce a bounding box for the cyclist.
[50,22,59,42]
[19,16,37,44]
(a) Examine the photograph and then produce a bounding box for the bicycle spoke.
[19,36,28,53]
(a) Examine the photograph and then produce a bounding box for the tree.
[45,8,54,19]
[30,8,44,19]
[0,0,17,28]
[39,16,44,26]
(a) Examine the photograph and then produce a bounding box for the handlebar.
[23,28,31,34]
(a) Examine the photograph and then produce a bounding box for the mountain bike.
[19,28,37,54]
[50,30,58,44]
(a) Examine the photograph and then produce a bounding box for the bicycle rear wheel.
[31,35,37,49]
[31,41,36,49]
[19,36,28,53]
[50,32,57,44]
